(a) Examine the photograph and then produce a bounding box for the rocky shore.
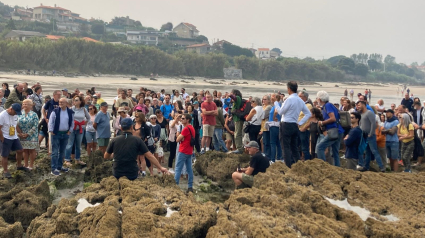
[0,151,424,237]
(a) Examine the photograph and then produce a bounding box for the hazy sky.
[6,0,425,64]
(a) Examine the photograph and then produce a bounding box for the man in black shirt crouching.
[232,141,270,189]
[104,118,168,180]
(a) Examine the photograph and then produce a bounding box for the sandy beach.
[0,72,417,108]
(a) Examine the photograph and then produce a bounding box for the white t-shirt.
[168,120,181,142]
[0,110,18,139]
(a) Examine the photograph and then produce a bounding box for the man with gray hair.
[298,91,313,161]
[274,81,311,168]
[5,83,25,109]
[316,90,344,167]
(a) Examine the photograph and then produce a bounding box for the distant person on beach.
[344,88,348,97]
[396,87,400,96]
[407,88,410,95]
[349,89,354,101]
[368,89,372,101]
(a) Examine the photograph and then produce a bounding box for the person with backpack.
[344,112,362,170]
[316,91,344,167]
[174,113,195,193]
[229,89,246,154]
[356,100,385,172]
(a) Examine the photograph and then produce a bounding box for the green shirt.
[231,96,242,122]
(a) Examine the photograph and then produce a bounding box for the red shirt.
[201,101,217,125]
[179,125,195,155]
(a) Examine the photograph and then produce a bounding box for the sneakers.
[51,169,61,176]
[403,170,412,173]
[17,166,30,172]
[230,150,241,154]
[168,168,175,174]
[187,187,193,193]
[2,172,11,179]
[141,171,146,177]
[269,160,275,165]
[200,149,205,155]
[380,168,386,173]
[60,167,69,173]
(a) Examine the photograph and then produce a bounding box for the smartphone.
[237,164,242,172]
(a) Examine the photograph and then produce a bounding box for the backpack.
[233,99,252,121]
[339,111,350,128]
[358,134,367,156]
[188,126,195,147]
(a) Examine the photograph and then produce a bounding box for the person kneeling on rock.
[232,141,269,189]
[104,118,169,180]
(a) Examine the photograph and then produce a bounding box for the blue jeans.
[317,133,343,167]
[269,126,282,162]
[299,130,311,160]
[212,128,228,152]
[360,134,384,170]
[262,131,271,159]
[65,130,84,161]
[51,133,69,171]
[174,152,194,188]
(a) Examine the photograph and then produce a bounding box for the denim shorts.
[85,131,98,143]
[385,141,399,160]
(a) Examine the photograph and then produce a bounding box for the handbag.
[322,103,340,141]
[243,119,256,133]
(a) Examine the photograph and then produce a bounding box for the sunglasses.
[89,108,94,110]
[181,118,186,120]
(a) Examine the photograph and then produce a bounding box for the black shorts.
[2,138,22,157]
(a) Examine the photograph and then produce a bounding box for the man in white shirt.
[181,88,189,100]
[274,81,311,168]
[0,103,26,178]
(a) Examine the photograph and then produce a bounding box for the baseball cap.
[384,109,394,114]
[62,88,68,92]
[245,141,259,149]
[100,102,108,107]
[120,118,133,130]
[11,103,22,115]
[193,101,199,105]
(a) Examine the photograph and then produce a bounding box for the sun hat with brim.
[117,107,127,113]
[244,141,259,149]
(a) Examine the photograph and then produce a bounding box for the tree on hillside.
[135,21,142,27]
[196,35,208,43]
[79,23,89,35]
[91,23,104,34]
[6,19,16,30]
[327,55,346,67]
[303,57,315,62]
[421,61,425,66]
[411,62,419,67]
[222,43,254,57]
[369,53,382,63]
[367,59,382,71]
[354,64,369,77]
[160,22,173,31]
[337,57,355,74]
[271,48,282,56]
[384,55,396,64]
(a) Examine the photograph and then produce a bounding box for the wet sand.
[0,73,417,108]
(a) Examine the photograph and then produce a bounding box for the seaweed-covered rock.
[194,151,250,189]
[0,180,51,229]
[0,217,24,238]
[206,160,425,237]
[28,175,218,238]
[84,150,113,183]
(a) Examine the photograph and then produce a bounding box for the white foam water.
[164,203,178,217]
[325,198,399,222]
[76,198,100,213]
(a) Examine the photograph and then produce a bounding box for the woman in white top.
[85,104,97,156]
[245,97,264,144]
[167,113,182,173]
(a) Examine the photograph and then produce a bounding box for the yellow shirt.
[97,98,105,105]
[397,124,414,143]
[298,103,313,129]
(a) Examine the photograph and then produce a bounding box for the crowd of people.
[0,81,421,190]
